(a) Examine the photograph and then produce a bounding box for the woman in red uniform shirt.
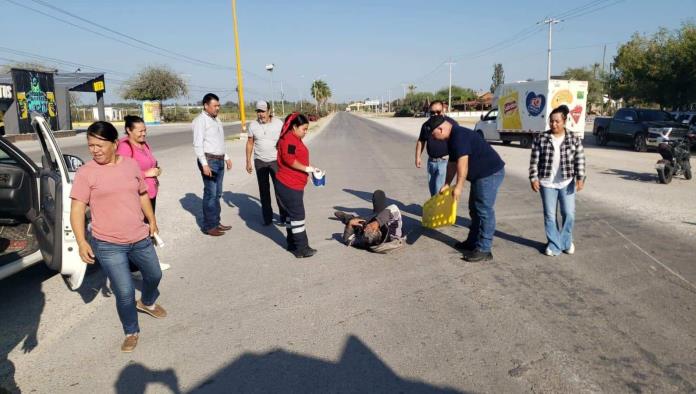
[276,113,322,258]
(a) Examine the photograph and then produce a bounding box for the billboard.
[142,101,161,125]
[11,69,58,132]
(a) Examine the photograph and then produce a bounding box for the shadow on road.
[601,168,657,183]
[188,335,466,393]
[179,193,205,231]
[222,192,286,249]
[0,262,112,393]
[342,188,544,252]
[0,265,47,393]
[114,363,181,394]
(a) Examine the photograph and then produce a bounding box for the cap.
[424,115,446,131]
[256,101,269,112]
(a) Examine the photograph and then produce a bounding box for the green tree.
[610,23,696,109]
[310,79,332,112]
[562,64,607,109]
[122,65,188,102]
[434,85,477,105]
[490,63,505,93]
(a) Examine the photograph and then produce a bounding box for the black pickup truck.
[592,108,689,152]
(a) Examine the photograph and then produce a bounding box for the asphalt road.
[2,112,695,393]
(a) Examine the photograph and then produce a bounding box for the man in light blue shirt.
[192,93,232,236]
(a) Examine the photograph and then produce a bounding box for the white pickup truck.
[474,79,589,147]
[0,114,87,289]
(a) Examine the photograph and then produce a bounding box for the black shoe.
[463,249,493,262]
[454,241,476,251]
[293,247,317,258]
[333,211,354,223]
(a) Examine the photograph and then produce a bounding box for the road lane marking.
[601,219,696,291]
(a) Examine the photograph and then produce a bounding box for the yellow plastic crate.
[421,187,458,229]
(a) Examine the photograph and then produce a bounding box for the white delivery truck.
[474,79,589,147]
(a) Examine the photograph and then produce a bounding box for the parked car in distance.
[474,108,505,143]
[593,108,690,152]
[675,112,696,129]
[0,114,87,289]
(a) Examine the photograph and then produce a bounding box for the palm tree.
[311,80,332,113]
[407,84,417,95]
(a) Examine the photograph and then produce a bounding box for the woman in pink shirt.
[70,121,166,353]
[117,116,170,272]
[116,115,160,210]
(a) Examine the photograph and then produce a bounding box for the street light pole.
[539,17,561,81]
[445,60,456,114]
[265,63,275,113]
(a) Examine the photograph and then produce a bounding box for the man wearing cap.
[415,100,458,196]
[245,101,286,225]
[428,115,506,262]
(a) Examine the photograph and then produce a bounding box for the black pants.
[372,190,386,213]
[275,181,308,251]
[255,159,286,224]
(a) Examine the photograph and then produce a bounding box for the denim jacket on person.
[529,130,586,182]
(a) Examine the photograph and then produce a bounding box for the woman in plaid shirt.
[529,105,586,256]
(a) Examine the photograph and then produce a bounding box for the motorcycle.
[655,134,694,184]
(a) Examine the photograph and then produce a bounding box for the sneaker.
[293,247,317,258]
[159,263,171,271]
[544,247,555,256]
[136,300,168,319]
[462,249,493,262]
[564,243,575,255]
[121,334,138,353]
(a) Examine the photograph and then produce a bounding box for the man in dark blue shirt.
[426,115,506,262]
[415,101,456,196]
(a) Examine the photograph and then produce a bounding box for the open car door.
[31,114,86,290]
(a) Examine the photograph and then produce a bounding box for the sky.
[1,0,694,105]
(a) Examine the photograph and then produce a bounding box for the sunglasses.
[430,111,442,116]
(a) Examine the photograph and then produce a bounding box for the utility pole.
[387,89,391,113]
[445,60,456,114]
[602,44,607,73]
[280,81,285,115]
[231,0,246,130]
[539,17,562,81]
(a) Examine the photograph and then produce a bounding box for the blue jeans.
[465,167,505,253]
[427,158,448,196]
[91,237,162,335]
[198,159,225,232]
[540,181,576,255]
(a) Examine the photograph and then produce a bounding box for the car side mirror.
[480,114,484,120]
[63,154,85,172]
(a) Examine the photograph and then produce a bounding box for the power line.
[28,0,232,71]
[2,0,269,83]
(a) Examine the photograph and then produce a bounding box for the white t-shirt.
[540,134,573,189]
[247,117,283,162]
